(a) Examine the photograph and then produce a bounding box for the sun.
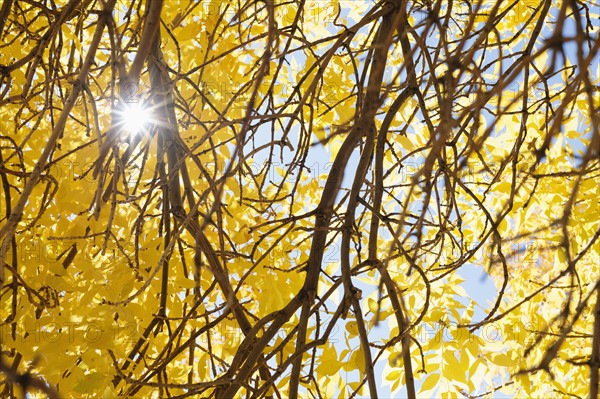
[115,101,153,134]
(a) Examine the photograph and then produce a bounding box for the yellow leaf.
[368,297,379,313]
[420,373,440,393]
[496,181,511,194]
[492,353,513,367]
[315,344,341,376]
[345,321,358,336]
[385,369,401,381]
[396,135,416,152]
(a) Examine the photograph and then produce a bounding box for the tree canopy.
[0,0,598,398]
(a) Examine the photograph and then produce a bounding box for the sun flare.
[116,102,153,134]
